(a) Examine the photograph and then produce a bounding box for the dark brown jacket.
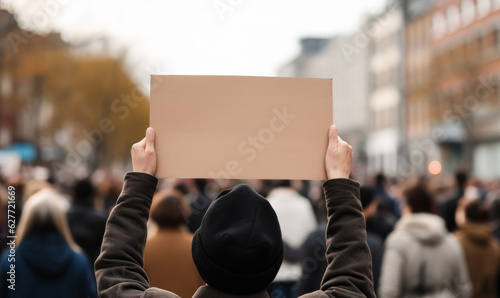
[454,223,500,298]
[95,173,375,298]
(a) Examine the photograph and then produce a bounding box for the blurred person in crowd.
[0,184,7,252]
[22,179,54,203]
[296,223,327,296]
[379,185,471,298]
[439,170,468,232]
[187,179,212,233]
[455,186,481,228]
[296,183,327,296]
[454,200,500,298]
[365,194,396,242]
[95,126,376,297]
[144,188,204,297]
[67,179,107,268]
[359,187,384,293]
[374,173,401,219]
[95,175,122,214]
[0,189,97,298]
[492,198,500,242]
[266,179,317,297]
[297,186,384,296]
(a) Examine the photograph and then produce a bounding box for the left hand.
[131,127,157,176]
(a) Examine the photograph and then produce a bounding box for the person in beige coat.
[144,188,204,297]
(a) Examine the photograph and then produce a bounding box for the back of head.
[455,170,468,191]
[191,184,283,295]
[17,189,78,250]
[405,185,436,214]
[73,179,95,203]
[151,189,190,228]
[273,180,291,188]
[194,179,207,193]
[492,198,500,221]
[375,173,386,187]
[360,187,376,210]
[465,200,490,223]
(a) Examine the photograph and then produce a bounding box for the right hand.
[325,125,353,180]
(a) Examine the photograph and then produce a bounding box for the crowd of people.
[0,128,500,297]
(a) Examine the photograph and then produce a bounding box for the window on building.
[494,27,500,49]
[477,34,484,53]
[461,0,476,25]
[447,5,461,32]
[432,12,447,39]
[477,0,491,18]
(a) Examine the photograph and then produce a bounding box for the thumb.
[328,125,338,149]
[145,127,155,151]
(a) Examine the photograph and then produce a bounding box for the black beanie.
[192,184,283,294]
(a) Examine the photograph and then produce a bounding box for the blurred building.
[404,0,437,176]
[365,1,406,177]
[0,9,67,151]
[278,35,371,182]
[429,0,500,179]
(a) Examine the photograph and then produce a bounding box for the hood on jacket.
[395,213,447,245]
[457,223,494,246]
[19,232,75,277]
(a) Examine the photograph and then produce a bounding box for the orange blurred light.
[428,161,442,175]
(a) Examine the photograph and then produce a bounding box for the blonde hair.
[17,189,81,252]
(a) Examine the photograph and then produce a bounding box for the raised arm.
[94,128,178,298]
[301,125,375,298]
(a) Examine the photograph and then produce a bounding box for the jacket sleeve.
[300,179,376,298]
[94,172,180,298]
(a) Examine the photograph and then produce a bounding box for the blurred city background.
[1,0,500,297]
[0,0,499,184]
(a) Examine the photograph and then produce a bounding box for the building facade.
[278,35,371,182]
[430,0,500,179]
[404,0,437,177]
[365,1,406,177]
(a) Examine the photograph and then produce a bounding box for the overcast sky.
[1,0,387,83]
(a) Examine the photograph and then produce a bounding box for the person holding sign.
[95,125,376,298]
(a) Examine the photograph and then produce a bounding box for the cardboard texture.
[150,75,333,180]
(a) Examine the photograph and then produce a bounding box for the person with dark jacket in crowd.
[297,186,384,296]
[379,185,471,298]
[94,126,375,297]
[374,173,401,219]
[492,198,500,243]
[0,189,97,298]
[454,200,500,298]
[67,179,108,267]
[359,187,384,294]
[439,170,468,232]
[187,179,212,233]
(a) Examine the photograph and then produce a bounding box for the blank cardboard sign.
[150,75,332,180]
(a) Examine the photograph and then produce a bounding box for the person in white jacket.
[266,180,317,297]
[379,184,472,298]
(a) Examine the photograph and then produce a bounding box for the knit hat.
[192,184,283,294]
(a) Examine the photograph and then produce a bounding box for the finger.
[134,137,146,150]
[145,127,155,151]
[328,125,338,149]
